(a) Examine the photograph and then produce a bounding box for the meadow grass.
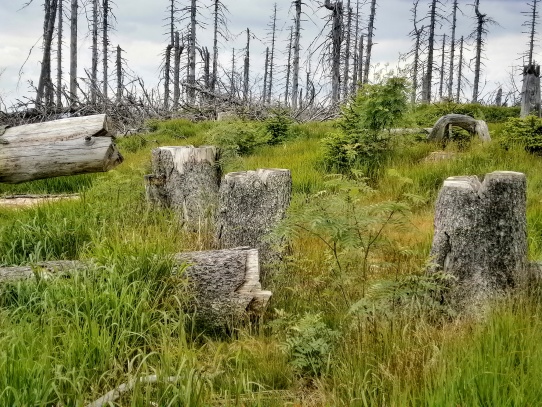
[1,118,542,405]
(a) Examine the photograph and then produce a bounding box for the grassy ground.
[1,117,542,406]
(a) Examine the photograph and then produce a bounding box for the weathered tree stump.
[428,114,491,144]
[429,171,528,313]
[216,169,292,269]
[0,114,123,184]
[145,146,220,230]
[520,64,541,118]
[0,248,271,328]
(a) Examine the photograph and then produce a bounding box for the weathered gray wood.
[216,169,292,269]
[177,247,271,327]
[520,65,541,117]
[0,114,123,184]
[0,248,271,328]
[145,146,220,230]
[428,114,491,143]
[429,171,528,313]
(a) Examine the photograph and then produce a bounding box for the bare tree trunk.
[351,0,360,95]
[36,0,59,107]
[116,45,122,103]
[56,0,63,107]
[520,65,541,117]
[243,28,250,102]
[91,0,98,104]
[267,3,277,104]
[357,35,364,92]
[173,32,182,109]
[363,0,376,84]
[164,44,172,110]
[527,0,539,66]
[342,0,352,101]
[456,36,464,103]
[203,47,210,89]
[187,0,197,104]
[69,0,78,105]
[292,0,302,109]
[230,48,236,99]
[102,0,109,101]
[423,0,437,103]
[448,0,458,100]
[439,34,446,100]
[285,26,293,106]
[211,0,219,93]
[410,0,423,104]
[325,0,343,104]
[263,47,269,103]
[472,0,485,103]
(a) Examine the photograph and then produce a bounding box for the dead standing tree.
[521,0,541,117]
[363,0,376,84]
[324,0,344,104]
[342,0,352,100]
[422,0,446,103]
[243,28,250,102]
[409,0,425,104]
[187,0,197,104]
[90,0,99,104]
[471,0,495,104]
[448,0,459,101]
[56,0,63,107]
[211,0,230,96]
[69,0,78,105]
[267,3,278,104]
[292,0,302,109]
[36,0,59,108]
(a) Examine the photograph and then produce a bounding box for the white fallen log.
[427,114,491,143]
[0,248,271,327]
[0,114,123,184]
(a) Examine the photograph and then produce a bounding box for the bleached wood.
[0,114,123,184]
[428,114,491,143]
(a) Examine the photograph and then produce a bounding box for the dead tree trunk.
[410,0,424,104]
[526,0,539,66]
[56,0,63,107]
[267,3,278,104]
[69,0,78,105]
[357,35,364,92]
[472,0,486,104]
[102,0,109,101]
[91,0,98,104]
[342,0,352,101]
[173,33,183,109]
[216,169,292,270]
[456,36,464,103]
[439,34,446,100]
[116,45,122,103]
[325,0,344,104]
[351,0,360,95]
[520,64,541,117]
[36,0,59,107]
[292,0,302,109]
[263,47,269,103]
[230,48,236,99]
[495,87,503,106]
[429,171,528,314]
[285,26,293,106]
[428,114,491,143]
[187,0,197,104]
[145,146,220,231]
[164,44,173,110]
[448,0,458,100]
[0,115,123,184]
[423,0,438,103]
[363,0,377,84]
[0,248,272,329]
[243,28,250,102]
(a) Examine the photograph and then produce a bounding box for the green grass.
[2,117,542,405]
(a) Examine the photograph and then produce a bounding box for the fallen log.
[427,114,490,144]
[0,248,271,328]
[0,114,123,184]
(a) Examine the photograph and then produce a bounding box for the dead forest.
[1,0,540,128]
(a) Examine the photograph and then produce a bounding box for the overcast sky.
[0,0,534,108]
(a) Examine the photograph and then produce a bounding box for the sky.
[0,0,533,109]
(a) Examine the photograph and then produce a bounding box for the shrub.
[205,120,269,158]
[322,77,409,179]
[500,116,542,154]
[264,108,295,145]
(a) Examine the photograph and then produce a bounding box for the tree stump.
[216,169,292,269]
[520,64,541,118]
[177,247,271,328]
[429,171,528,313]
[427,114,491,144]
[0,114,123,184]
[145,146,220,230]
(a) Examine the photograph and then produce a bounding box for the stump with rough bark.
[520,64,541,117]
[429,171,528,313]
[428,114,491,144]
[0,248,271,328]
[145,146,220,230]
[216,169,292,268]
[0,114,123,184]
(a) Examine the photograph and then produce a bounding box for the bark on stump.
[216,169,292,270]
[145,146,220,230]
[429,171,528,313]
[520,64,541,118]
[0,114,123,184]
[0,248,271,329]
[428,114,491,144]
